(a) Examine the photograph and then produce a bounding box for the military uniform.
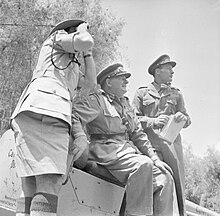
[72,63,179,216]
[132,55,191,216]
[11,21,93,177]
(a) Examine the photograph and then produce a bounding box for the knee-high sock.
[16,197,32,216]
[30,192,58,216]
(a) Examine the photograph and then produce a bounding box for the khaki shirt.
[11,30,93,126]
[132,82,191,148]
[72,89,157,165]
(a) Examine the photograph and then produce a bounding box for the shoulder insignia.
[170,86,180,91]
[138,86,148,89]
[123,96,130,102]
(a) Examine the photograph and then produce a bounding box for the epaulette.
[121,96,130,105]
[170,86,180,91]
[123,96,129,101]
[138,86,148,89]
[98,88,105,95]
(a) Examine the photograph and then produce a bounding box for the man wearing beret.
[10,19,96,216]
[72,63,179,216]
[132,54,191,216]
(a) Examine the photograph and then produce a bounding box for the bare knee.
[35,174,63,195]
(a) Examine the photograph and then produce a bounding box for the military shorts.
[11,111,70,177]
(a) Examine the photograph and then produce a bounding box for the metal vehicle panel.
[0,130,219,216]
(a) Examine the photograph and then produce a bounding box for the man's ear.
[105,78,112,87]
[155,68,160,75]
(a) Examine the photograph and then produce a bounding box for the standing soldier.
[132,54,191,216]
[10,19,96,216]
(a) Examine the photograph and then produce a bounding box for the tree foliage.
[184,144,205,204]
[1,1,219,214]
[0,0,124,134]
[184,143,220,213]
[202,147,220,212]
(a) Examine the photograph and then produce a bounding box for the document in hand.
[159,115,186,144]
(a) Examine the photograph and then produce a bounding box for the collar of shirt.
[152,82,171,93]
[102,90,123,104]
[152,81,171,89]
[146,82,171,98]
[152,81,161,91]
[147,83,160,98]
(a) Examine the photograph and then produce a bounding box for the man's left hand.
[174,112,187,123]
[154,159,173,175]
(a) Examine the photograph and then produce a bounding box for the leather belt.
[90,133,129,140]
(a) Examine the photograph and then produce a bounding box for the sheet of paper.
[159,115,186,144]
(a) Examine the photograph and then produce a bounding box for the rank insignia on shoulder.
[138,86,148,89]
[171,86,180,91]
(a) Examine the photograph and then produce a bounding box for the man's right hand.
[69,135,88,163]
[153,115,169,127]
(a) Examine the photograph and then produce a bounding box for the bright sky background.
[102,0,220,157]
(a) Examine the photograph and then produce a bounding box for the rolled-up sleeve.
[54,30,93,53]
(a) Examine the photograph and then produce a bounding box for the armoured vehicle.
[0,129,219,216]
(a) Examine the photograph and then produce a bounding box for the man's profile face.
[157,64,174,84]
[108,75,128,97]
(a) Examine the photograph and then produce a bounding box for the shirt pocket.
[37,86,70,101]
[102,97,120,118]
[29,88,71,116]
[166,99,177,106]
[102,104,120,119]
[165,99,177,113]
[143,95,156,106]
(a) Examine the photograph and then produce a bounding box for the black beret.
[148,54,176,75]
[49,19,85,36]
[97,63,131,85]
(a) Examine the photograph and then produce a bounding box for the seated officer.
[72,63,179,216]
